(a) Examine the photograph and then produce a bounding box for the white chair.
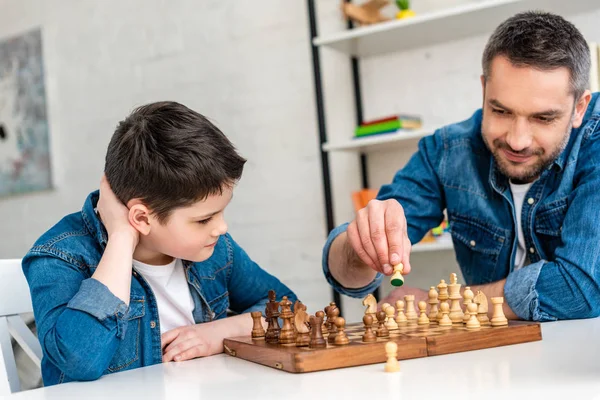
[0,259,42,395]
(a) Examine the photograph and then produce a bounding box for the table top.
[6,318,600,400]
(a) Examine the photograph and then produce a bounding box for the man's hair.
[482,11,590,100]
[105,101,246,222]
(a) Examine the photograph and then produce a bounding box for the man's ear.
[572,90,592,129]
[128,199,151,236]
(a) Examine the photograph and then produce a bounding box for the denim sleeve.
[505,128,600,321]
[22,252,131,380]
[377,132,446,244]
[321,222,384,298]
[225,234,297,315]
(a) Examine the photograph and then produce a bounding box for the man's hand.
[347,199,412,276]
[378,286,428,310]
[161,314,257,363]
[97,175,139,244]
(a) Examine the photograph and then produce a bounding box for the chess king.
[322,11,600,322]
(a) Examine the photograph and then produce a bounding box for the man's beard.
[482,124,572,183]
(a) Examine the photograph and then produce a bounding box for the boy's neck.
[133,242,174,266]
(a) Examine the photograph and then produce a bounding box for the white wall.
[0,0,332,312]
[1,0,600,323]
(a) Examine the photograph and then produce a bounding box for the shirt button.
[529,247,535,254]
[470,240,476,247]
[527,198,535,205]
[150,321,156,329]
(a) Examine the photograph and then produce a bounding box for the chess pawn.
[466,302,481,329]
[490,297,508,327]
[428,286,439,323]
[417,301,430,325]
[362,314,377,342]
[381,303,391,313]
[390,263,404,287]
[463,286,474,323]
[438,302,452,327]
[437,279,449,322]
[250,311,265,339]
[395,300,408,326]
[384,341,400,372]
[385,306,399,330]
[376,311,390,337]
[334,317,350,345]
[404,295,418,324]
[327,304,340,344]
[309,312,327,348]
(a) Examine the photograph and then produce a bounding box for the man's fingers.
[367,201,391,274]
[347,222,377,270]
[175,345,205,362]
[355,210,383,272]
[401,235,412,275]
[384,202,406,269]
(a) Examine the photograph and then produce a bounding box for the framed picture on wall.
[0,28,52,197]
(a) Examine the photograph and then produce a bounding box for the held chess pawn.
[490,297,509,326]
[428,286,439,323]
[385,306,399,330]
[417,301,430,325]
[384,341,400,372]
[334,317,350,345]
[362,314,377,342]
[250,311,265,339]
[395,300,408,326]
[438,302,452,327]
[466,302,481,329]
[390,263,404,287]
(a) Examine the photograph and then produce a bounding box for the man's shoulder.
[25,211,100,269]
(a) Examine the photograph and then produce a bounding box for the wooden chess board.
[223,320,542,373]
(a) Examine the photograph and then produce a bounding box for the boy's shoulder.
[25,194,104,270]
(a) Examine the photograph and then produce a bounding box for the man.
[322,11,600,321]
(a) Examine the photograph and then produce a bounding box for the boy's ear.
[127,199,152,236]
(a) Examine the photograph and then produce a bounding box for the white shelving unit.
[322,127,434,153]
[314,0,600,57]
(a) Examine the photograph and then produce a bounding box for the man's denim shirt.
[22,191,296,386]
[323,93,600,322]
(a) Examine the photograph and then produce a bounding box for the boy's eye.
[197,217,212,225]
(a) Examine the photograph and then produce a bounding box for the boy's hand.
[97,175,139,244]
[347,199,412,276]
[161,314,255,363]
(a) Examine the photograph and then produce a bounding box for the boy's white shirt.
[132,258,195,334]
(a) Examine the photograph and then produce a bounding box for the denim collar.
[81,190,109,249]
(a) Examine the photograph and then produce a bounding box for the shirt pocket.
[207,291,229,321]
[107,296,145,372]
[535,197,567,258]
[448,213,507,284]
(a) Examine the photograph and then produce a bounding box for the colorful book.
[355,119,422,136]
[361,114,422,126]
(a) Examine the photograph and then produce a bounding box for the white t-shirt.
[132,258,195,334]
[509,181,534,271]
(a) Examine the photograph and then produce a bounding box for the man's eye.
[537,116,554,123]
[492,108,507,115]
[198,217,212,225]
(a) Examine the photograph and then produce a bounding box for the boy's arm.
[22,253,131,381]
[161,313,265,362]
[225,233,297,314]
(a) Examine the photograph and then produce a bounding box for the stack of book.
[354,114,422,139]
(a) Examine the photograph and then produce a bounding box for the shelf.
[313,0,600,57]
[322,128,432,153]
[412,240,454,253]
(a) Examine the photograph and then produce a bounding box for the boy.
[22,101,297,385]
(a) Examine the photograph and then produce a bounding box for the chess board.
[223,320,542,373]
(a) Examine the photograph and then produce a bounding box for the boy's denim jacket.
[22,191,296,385]
[323,93,600,323]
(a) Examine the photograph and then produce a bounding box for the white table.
[6,318,600,400]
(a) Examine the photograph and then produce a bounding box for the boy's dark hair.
[483,11,590,100]
[105,101,246,222]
